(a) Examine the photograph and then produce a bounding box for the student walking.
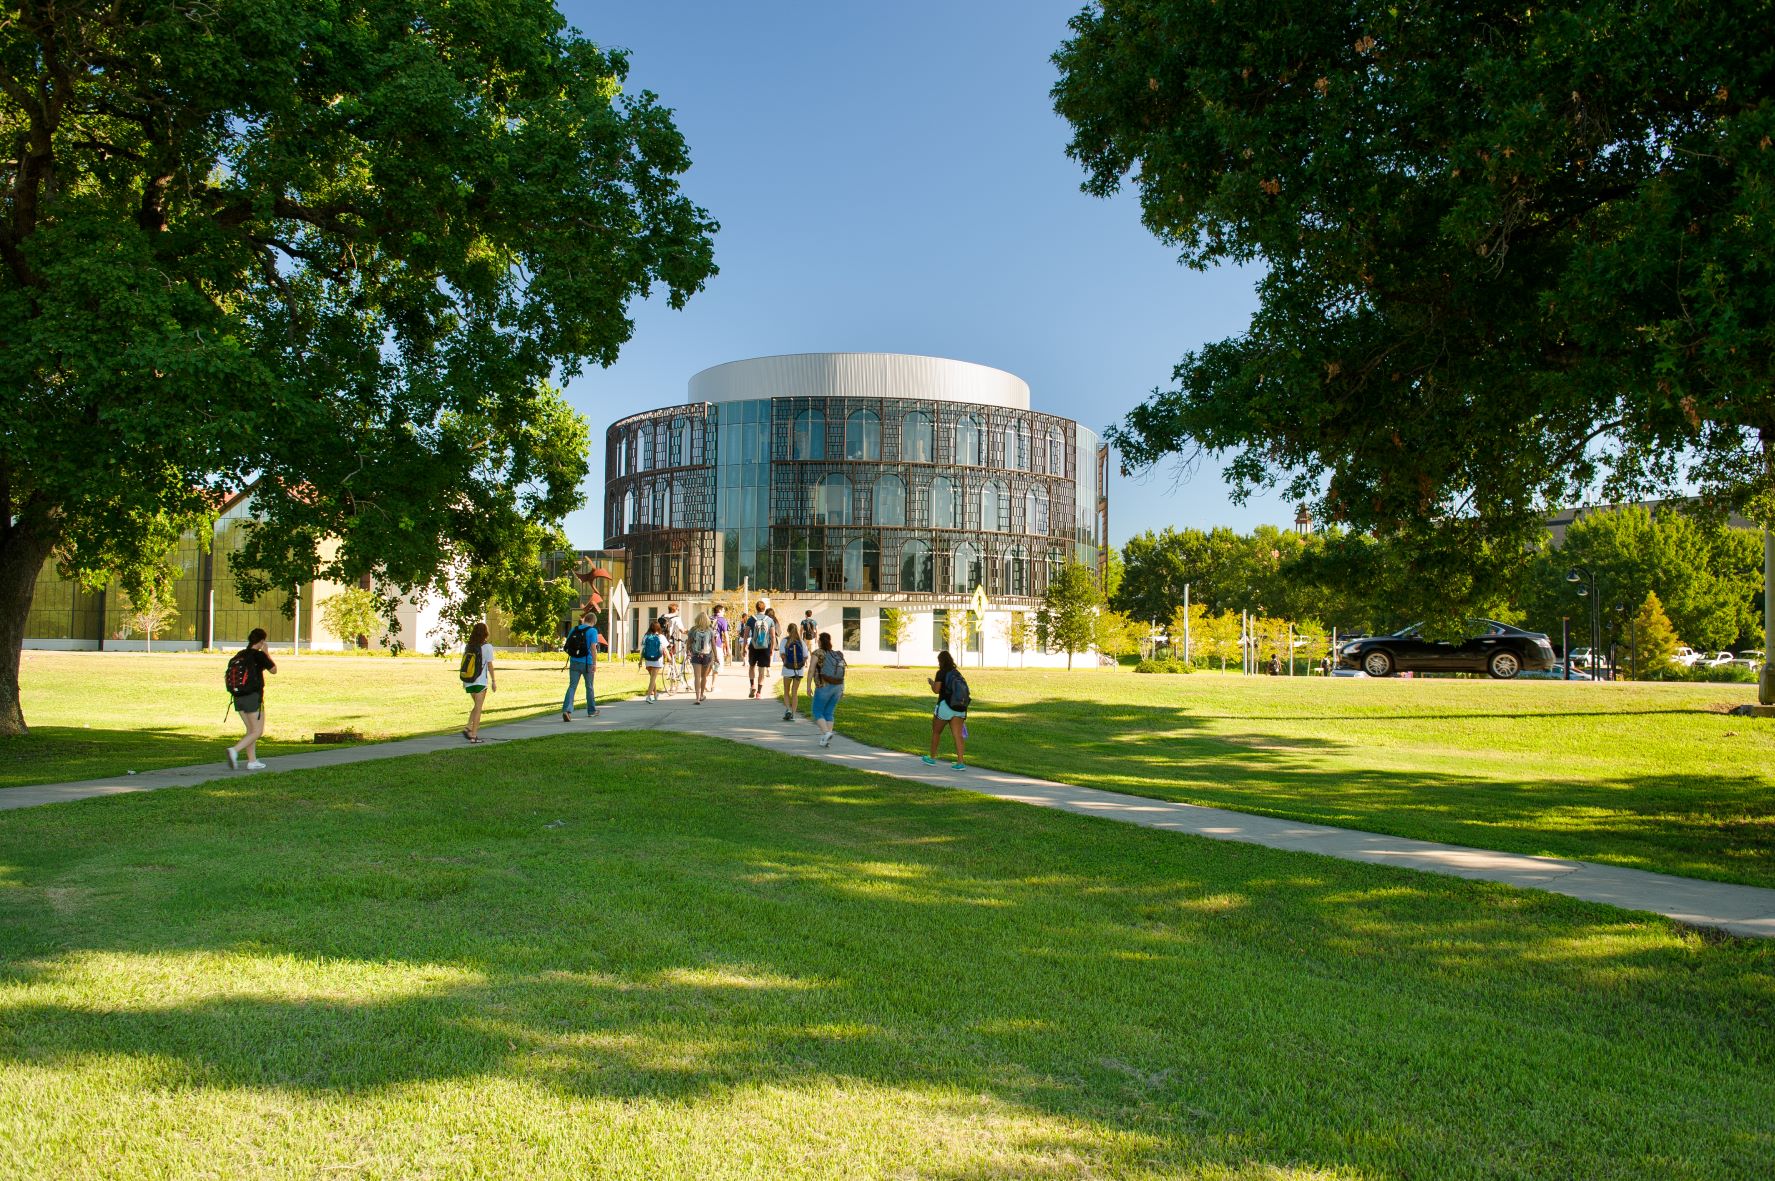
[688,611,716,704]
[923,650,969,769]
[660,602,688,693]
[810,631,847,747]
[712,606,729,671]
[746,601,776,698]
[779,625,809,720]
[460,622,496,742]
[562,611,602,719]
[798,609,818,644]
[641,619,667,702]
[223,627,277,770]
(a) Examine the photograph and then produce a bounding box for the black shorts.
[748,647,771,668]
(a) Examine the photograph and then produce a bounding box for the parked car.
[1520,661,1592,681]
[1672,646,1704,667]
[1733,649,1767,669]
[1336,620,1557,679]
[1567,647,1611,671]
[1705,651,1738,667]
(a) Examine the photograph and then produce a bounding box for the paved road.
[7,662,1774,938]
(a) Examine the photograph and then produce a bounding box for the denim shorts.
[935,700,965,721]
[811,684,842,723]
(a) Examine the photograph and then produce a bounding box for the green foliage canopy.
[1039,559,1104,668]
[0,0,718,731]
[1054,1,1775,605]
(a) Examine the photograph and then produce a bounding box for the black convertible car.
[1337,620,1557,679]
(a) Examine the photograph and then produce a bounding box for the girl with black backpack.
[224,627,277,770]
[922,650,969,770]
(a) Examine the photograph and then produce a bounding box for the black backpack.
[946,670,971,712]
[224,650,255,696]
[459,646,483,682]
[565,625,590,659]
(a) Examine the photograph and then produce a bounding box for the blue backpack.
[783,638,807,671]
[641,633,663,661]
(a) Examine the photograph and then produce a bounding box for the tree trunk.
[0,520,55,736]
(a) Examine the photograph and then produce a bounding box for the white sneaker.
[246,760,267,770]
[819,732,832,748]
[226,748,238,770]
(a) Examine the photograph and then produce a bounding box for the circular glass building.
[604,353,1106,665]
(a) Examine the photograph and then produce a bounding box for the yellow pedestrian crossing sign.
[970,584,989,618]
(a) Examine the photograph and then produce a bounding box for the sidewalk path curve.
[6,664,1773,939]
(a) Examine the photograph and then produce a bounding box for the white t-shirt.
[467,642,494,688]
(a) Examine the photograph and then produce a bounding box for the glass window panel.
[900,540,932,592]
[980,481,1004,532]
[842,607,861,652]
[873,474,905,525]
[845,409,881,460]
[951,542,980,594]
[954,414,983,466]
[901,411,933,462]
[1026,485,1049,535]
[811,473,851,525]
[932,608,947,650]
[879,607,899,652]
[843,539,879,593]
[792,408,825,460]
[930,476,956,529]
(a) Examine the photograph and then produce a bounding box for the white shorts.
[643,659,663,670]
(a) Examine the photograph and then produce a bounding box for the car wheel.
[1362,650,1394,678]
[1488,650,1521,680]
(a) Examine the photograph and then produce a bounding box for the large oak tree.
[1,0,717,732]
[1053,0,1773,640]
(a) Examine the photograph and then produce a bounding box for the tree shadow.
[1,733,1771,1176]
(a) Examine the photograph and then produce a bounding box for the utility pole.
[1763,428,1774,705]
[1182,582,1191,665]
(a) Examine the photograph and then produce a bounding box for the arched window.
[873,474,905,526]
[617,434,631,477]
[791,408,825,460]
[1025,484,1049,535]
[1003,545,1029,598]
[930,476,957,528]
[790,532,822,592]
[843,538,880,593]
[636,423,652,472]
[1045,427,1064,474]
[951,542,981,594]
[623,488,637,533]
[954,414,984,465]
[845,409,881,460]
[901,411,933,462]
[1048,545,1066,585]
[1004,423,1028,470]
[900,539,933,592]
[657,481,672,529]
[980,480,1006,531]
[810,473,851,525]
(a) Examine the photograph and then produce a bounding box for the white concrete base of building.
[622,595,1097,669]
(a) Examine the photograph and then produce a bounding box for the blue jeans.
[563,661,596,714]
[811,683,842,724]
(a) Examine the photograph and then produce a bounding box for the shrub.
[1135,657,1192,674]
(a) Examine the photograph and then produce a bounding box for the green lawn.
[6,650,645,789]
[1,734,1769,1179]
[834,668,1775,888]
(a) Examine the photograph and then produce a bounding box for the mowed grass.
[833,668,1775,888]
[1,733,1770,1180]
[6,650,645,789]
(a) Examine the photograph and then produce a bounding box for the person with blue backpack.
[561,610,602,721]
[778,625,809,721]
[922,650,970,769]
[640,619,667,703]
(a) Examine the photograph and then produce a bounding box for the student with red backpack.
[223,627,277,770]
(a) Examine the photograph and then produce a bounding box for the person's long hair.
[246,627,268,647]
[935,650,956,676]
[818,631,833,650]
[467,622,490,649]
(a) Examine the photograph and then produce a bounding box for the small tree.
[1630,591,1680,679]
[114,583,180,652]
[321,588,382,651]
[879,608,907,665]
[1094,609,1141,662]
[946,609,972,658]
[1199,610,1244,671]
[1041,561,1103,669]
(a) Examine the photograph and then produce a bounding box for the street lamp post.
[1567,566,1603,681]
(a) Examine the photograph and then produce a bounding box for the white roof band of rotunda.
[687,352,1031,411]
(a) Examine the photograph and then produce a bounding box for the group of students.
[220,603,973,768]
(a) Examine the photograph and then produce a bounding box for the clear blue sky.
[554,0,1296,550]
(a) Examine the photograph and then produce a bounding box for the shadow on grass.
[0,733,1771,1177]
[837,693,1775,889]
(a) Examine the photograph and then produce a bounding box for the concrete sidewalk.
[6,661,1774,938]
